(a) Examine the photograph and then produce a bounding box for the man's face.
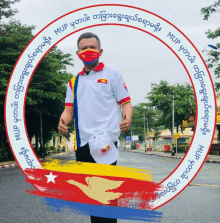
[76,37,103,55]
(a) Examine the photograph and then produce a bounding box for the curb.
[155,154,220,163]
[127,150,220,164]
[0,151,75,169]
[0,163,18,169]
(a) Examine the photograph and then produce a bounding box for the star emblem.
[45,172,58,183]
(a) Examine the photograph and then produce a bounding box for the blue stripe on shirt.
[73,75,81,148]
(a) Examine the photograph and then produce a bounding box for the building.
[31,132,76,153]
[48,132,76,152]
[146,94,220,154]
[147,127,194,152]
[210,93,220,154]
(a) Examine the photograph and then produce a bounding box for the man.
[58,32,133,223]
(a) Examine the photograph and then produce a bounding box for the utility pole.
[172,90,175,153]
[146,116,151,150]
[143,111,146,151]
[143,106,151,151]
[40,112,44,159]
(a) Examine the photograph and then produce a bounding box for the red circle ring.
[4,4,216,211]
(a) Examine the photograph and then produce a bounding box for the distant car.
[145,148,152,152]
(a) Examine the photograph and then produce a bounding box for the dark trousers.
[76,142,117,223]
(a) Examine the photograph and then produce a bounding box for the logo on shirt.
[123,82,128,91]
[101,145,111,155]
[97,78,108,84]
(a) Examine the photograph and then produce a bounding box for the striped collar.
[78,62,105,75]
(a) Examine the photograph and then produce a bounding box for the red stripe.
[78,67,85,75]
[69,80,73,90]
[93,62,104,71]
[65,103,73,108]
[118,97,131,105]
[78,62,105,75]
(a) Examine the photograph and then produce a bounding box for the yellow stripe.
[43,159,152,181]
[79,49,99,54]
[71,76,77,99]
[121,100,131,105]
[73,122,77,151]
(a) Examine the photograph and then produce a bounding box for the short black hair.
[77,32,101,49]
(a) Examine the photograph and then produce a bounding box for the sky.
[7,0,220,106]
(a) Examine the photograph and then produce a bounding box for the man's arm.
[119,102,133,132]
[58,107,74,135]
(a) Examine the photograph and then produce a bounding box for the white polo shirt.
[65,62,131,150]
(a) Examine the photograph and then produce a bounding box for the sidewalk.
[0,149,75,169]
[127,149,220,164]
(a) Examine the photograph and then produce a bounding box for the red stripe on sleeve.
[69,80,73,90]
[65,103,73,108]
[118,96,131,105]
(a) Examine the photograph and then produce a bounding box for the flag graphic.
[101,145,110,154]
[24,159,164,220]
[97,78,108,84]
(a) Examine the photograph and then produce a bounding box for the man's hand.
[120,102,132,132]
[119,114,131,132]
[58,118,68,135]
[58,107,73,135]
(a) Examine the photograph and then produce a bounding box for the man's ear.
[99,49,103,56]
[76,50,79,56]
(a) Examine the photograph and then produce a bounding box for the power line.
[120,61,179,73]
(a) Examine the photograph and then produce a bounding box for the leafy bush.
[131,143,137,150]
[49,146,56,153]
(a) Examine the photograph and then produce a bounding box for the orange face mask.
[78,49,100,64]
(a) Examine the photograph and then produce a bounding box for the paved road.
[0,150,219,223]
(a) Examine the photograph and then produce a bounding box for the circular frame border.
[4,4,216,211]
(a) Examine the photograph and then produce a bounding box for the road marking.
[153,181,220,187]
[196,176,220,179]
[189,183,220,188]
[144,159,153,162]
[152,171,172,174]
[155,159,174,162]
[132,158,142,162]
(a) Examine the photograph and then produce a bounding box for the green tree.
[0,0,20,20]
[0,1,21,160]
[126,102,158,142]
[146,81,196,133]
[201,0,220,90]
[26,45,74,156]
[0,21,74,161]
[0,21,36,161]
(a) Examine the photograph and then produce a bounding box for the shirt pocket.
[93,79,113,99]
